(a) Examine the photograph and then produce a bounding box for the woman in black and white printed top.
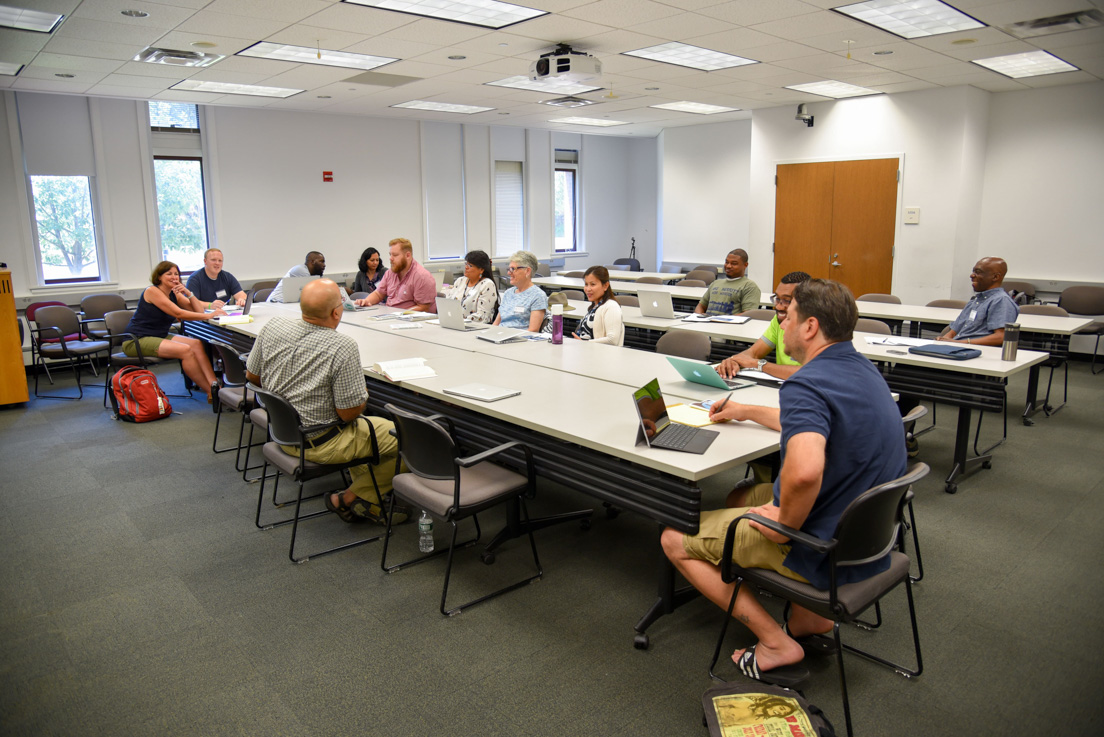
[572,265,624,346]
[442,249,498,323]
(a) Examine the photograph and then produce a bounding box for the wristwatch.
[756,358,768,372]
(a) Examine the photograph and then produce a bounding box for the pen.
[713,392,733,413]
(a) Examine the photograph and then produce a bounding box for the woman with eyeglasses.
[442,249,498,323]
[572,265,624,346]
[493,250,547,332]
[352,247,383,295]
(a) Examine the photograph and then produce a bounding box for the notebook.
[665,356,754,391]
[436,297,490,331]
[638,290,678,319]
[633,378,718,454]
[443,383,520,402]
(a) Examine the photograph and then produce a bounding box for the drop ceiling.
[1,0,1102,137]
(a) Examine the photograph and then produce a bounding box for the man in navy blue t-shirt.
[662,279,907,687]
[185,248,246,309]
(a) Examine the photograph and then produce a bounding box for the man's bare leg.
[661,528,804,671]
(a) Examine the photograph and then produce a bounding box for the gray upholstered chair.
[1019,304,1071,412]
[564,270,585,278]
[857,293,901,304]
[679,279,707,288]
[32,305,110,400]
[380,403,543,616]
[742,308,776,321]
[210,342,256,463]
[855,317,893,335]
[637,276,663,285]
[252,386,384,563]
[534,263,551,277]
[251,280,279,292]
[1058,285,1104,374]
[1003,280,1036,304]
[692,264,718,274]
[709,463,928,737]
[659,264,682,274]
[616,295,639,307]
[613,257,641,272]
[925,299,966,309]
[656,330,711,362]
[606,263,631,271]
[251,287,274,302]
[685,269,716,285]
[80,294,127,340]
[560,289,585,301]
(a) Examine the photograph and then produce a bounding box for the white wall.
[660,120,752,270]
[977,81,1104,285]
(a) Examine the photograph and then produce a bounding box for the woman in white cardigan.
[442,249,498,323]
[572,265,624,346]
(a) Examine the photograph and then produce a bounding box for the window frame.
[553,165,579,254]
[26,173,108,286]
[152,154,211,276]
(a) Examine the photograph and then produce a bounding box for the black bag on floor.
[702,682,837,737]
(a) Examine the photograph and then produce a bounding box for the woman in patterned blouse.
[443,249,498,323]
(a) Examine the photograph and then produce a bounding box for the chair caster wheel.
[480,551,495,565]
[945,483,957,494]
[633,633,649,650]
[981,461,992,469]
[580,517,591,531]
[1022,418,1034,426]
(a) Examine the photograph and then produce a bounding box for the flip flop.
[734,644,809,687]
[783,623,839,657]
[324,493,362,524]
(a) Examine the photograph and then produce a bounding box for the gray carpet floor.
[2,360,1103,736]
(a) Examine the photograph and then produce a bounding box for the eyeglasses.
[772,295,792,305]
[507,265,530,274]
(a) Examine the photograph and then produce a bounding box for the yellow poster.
[711,692,817,737]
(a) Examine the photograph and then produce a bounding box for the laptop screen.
[633,378,670,442]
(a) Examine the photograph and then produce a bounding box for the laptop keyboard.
[654,421,699,450]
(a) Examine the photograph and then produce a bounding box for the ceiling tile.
[684,27,788,54]
[187,67,277,84]
[943,39,1039,61]
[1029,26,1104,51]
[751,11,863,41]
[262,25,372,51]
[910,27,1022,52]
[71,0,198,30]
[378,18,495,46]
[969,76,1039,92]
[967,0,1090,27]
[14,76,96,93]
[505,13,613,42]
[626,12,736,41]
[563,0,681,25]
[55,17,165,45]
[41,35,142,61]
[151,89,222,102]
[572,28,665,53]
[259,65,362,89]
[21,65,110,84]
[405,47,506,70]
[450,31,550,56]
[85,84,158,98]
[294,4,417,36]
[31,53,126,72]
[151,31,259,55]
[1016,69,1098,86]
[798,26,900,54]
[208,55,300,76]
[342,36,438,59]
[93,73,176,89]
[203,0,332,24]
[175,10,291,40]
[870,80,943,94]
[697,0,819,27]
[116,59,215,77]
[739,40,823,62]
[0,27,51,54]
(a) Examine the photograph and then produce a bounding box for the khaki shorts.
[682,482,808,584]
[123,336,166,358]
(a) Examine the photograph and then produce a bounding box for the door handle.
[831,260,841,267]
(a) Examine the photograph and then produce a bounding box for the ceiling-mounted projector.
[529,43,601,84]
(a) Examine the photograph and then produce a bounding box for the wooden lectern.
[0,270,29,404]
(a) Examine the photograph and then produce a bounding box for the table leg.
[481,498,593,563]
[1022,364,1042,425]
[945,406,992,494]
[633,525,701,649]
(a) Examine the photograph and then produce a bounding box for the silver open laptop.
[638,290,678,319]
[436,297,490,331]
[281,275,319,303]
[477,326,527,344]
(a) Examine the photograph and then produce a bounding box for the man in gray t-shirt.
[267,251,326,303]
[247,279,404,524]
[696,249,762,317]
[940,257,1019,346]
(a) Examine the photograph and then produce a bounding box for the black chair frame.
[101,322,193,408]
[209,342,256,464]
[380,407,543,616]
[32,322,107,400]
[708,464,928,737]
[252,386,385,563]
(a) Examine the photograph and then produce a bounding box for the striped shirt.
[246,317,367,437]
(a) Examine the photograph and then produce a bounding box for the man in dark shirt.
[662,279,907,686]
[185,248,246,309]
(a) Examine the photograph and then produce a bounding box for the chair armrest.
[78,317,104,329]
[720,512,834,581]
[425,413,456,439]
[34,325,68,351]
[455,440,524,468]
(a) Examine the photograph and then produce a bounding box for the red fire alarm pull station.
[323,171,333,183]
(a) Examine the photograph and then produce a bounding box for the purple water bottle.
[551,303,563,344]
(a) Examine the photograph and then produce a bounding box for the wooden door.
[773,158,898,298]
[774,162,834,286]
[829,159,898,296]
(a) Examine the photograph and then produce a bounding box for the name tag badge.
[216,289,227,299]
[969,310,978,321]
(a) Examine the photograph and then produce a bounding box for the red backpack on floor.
[110,366,173,422]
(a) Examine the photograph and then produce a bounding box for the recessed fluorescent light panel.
[170,80,303,98]
[832,0,984,39]
[238,42,398,71]
[0,4,64,33]
[971,49,1078,78]
[0,61,25,75]
[549,117,628,127]
[786,80,881,98]
[650,101,739,115]
[487,75,601,95]
[623,42,757,72]
[342,0,547,30]
[392,100,494,114]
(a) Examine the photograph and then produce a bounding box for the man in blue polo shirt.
[185,248,246,309]
[938,257,1019,346]
[661,279,907,687]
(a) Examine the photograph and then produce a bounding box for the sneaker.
[905,435,920,458]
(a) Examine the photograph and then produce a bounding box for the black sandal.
[324,493,362,524]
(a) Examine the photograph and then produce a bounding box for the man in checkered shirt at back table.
[246,278,407,525]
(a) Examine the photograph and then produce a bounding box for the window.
[494,160,524,257]
[29,175,102,284]
[554,149,578,253]
[149,103,210,272]
[153,157,209,273]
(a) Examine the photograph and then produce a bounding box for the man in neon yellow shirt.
[717,271,811,380]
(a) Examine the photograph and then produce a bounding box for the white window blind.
[494,160,524,257]
[16,93,95,176]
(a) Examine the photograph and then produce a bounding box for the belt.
[306,425,343,448]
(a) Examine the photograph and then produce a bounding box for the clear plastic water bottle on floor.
[418,510,434,553]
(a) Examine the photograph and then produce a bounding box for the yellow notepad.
[667,403,713,428]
